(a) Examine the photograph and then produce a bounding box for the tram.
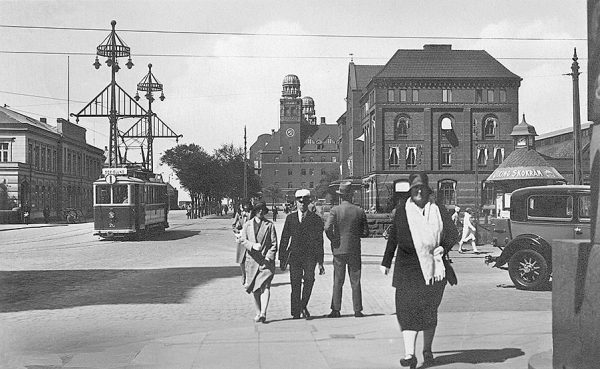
[93,167,169,239]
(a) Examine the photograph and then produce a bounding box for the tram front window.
[96,185,111,205]
[113,185,128,204]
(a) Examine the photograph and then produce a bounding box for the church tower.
[280,74,302,157]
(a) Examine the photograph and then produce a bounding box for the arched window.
[438,180,457,206]
[394,115,409,139]
[483,116,498,139]
[440,116,454,131]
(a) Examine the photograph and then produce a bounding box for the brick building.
[338,45,522,212]
[0,106,104,221]
[250,75,340,202]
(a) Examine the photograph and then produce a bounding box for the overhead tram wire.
[0,50,586,61]
[0,24,587,42]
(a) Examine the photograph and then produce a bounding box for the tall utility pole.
[243,125,248,200]
[473,118,480,221]
[569,48,584,185]
[134,63,165,172]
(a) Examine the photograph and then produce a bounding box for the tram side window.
[96,185,111,204]
[113,185,128,204]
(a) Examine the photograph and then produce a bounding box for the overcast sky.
[0,0,588,198]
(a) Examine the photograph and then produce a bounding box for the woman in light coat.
[235,201,278,323]
[458,208,478,253]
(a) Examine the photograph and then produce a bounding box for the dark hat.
[336,181,353,195]
[408,173,432,192]
[253,201,269,213]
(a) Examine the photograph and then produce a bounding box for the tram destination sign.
[102,168,128,176]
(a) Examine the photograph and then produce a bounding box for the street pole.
[135,63,165,172]
[473,118,480,224]
[569,48,583,185]
[244,125,248,200]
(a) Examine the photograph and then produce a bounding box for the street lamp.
[136,63,165,172]
[93,20,134,167]
[473,118,480,223]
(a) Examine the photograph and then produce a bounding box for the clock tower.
[280,74,302,156]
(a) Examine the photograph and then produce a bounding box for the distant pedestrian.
[458,208,478,253]
[451,206,460,228]
[272,205,278,222]
[233,200,253,285]
[381,172,459,368]
[324,181,369,318]
[23,205,30,225]
[279,189,325,319]
[235,201,277,323]
[43,206,50,223]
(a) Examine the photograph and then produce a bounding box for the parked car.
[485,185,591,290]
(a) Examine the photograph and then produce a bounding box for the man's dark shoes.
[354,311,365,318]
[301,308,311,318]
[327,310,341,318]
[292,314,301,320]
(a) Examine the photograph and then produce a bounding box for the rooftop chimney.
[423,44,452,51]
[320,117,326,124]
[40,117,47,123]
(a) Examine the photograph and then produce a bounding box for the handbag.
[443,254,457,286]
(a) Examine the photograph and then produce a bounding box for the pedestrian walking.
[380,173,459,368]
[234,201,277,323]
[43,206,50,223]
[272,205,278,222]
[458,208,478,253]
[324,181,369,318]
[451,206,460,228]
[233,200,253,285]
[23,204,30,225]
[279,189,325,319]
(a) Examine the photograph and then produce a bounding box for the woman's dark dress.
[381,199,459,331]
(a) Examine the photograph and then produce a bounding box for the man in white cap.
[279,189,325,319]
[324,181,369,318]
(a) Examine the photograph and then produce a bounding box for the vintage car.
[485,185,591,290]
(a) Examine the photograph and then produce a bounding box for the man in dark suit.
[324,181,370,318]
[279,189,325,319]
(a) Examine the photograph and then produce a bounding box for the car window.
[579,195,591,221]
[527,195,573,221]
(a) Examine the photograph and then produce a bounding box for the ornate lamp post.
[473,118,480,223]
[92,20,134,167]
[134,64,165,171]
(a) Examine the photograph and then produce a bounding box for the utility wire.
[0,50,586,61]
[0,24,587,41]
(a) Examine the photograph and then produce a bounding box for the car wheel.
[508,249,550,290]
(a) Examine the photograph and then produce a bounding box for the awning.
[486,166,564,181]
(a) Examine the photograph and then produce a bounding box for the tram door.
[133,184,142,231]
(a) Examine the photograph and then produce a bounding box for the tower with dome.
[249,74,340,202]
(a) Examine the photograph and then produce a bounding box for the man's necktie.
[300,211,306,223]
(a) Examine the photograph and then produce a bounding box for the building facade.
[250,75,340,202]
[0,106,104,221]
[339,45,522,212]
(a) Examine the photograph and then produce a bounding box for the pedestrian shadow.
[0,266,240,313]
[422,348,524,367]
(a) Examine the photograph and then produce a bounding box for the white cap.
[295,189,311,198]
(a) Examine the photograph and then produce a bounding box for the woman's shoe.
[399,354,417,369]
[258,315,266,323]
[423,350,435,365]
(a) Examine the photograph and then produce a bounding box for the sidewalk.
[1,216,552,369]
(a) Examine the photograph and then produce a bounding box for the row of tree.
[160,143,339,216]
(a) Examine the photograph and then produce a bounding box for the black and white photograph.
[0,1,598,368]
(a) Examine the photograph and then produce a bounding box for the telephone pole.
[568,48,583,185]
[243,125,248,200]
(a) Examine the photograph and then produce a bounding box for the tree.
[262,184,282,207]
[314,170,339,200]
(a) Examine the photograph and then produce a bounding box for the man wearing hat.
[279,189,325,319]
[324,181,370,318]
